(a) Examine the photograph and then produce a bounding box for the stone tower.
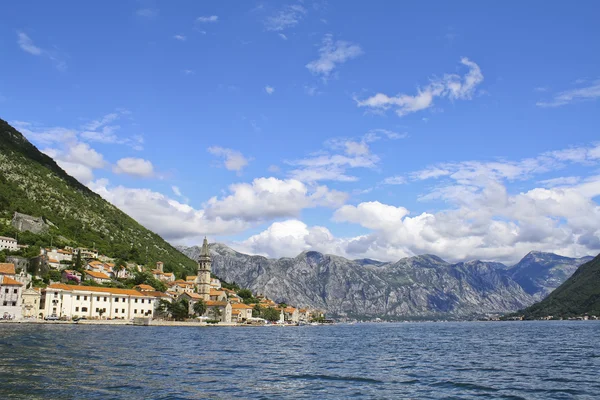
[197,237,212,301]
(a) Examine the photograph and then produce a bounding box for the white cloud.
[265,86,275,95]
[382,176,406,185]
[16,31,66,70]
[113,158,155,178]
[235,220,339,258]
[172,186,183,197]
[278,33,288,40]
[264,5,306,31]
[356,57,483,116]
[41,142,105,184]
[17,31,42,55]
[536,80,600,107]
[306,34,363,79]
[89,179,249,242]
[304,85,319,96]
[204,177,347,222]
[173,35,187,41]
[197,15,218,23]
[208,146,251,173]
[288,130,403,183]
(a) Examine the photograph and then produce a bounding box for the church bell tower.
[197,237,212,301]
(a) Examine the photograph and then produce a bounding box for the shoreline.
[0,319,297,327]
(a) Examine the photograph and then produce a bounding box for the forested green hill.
[0,118,196,276]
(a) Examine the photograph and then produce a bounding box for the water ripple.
[1,321,599,399]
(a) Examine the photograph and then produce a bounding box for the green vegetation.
[518,254,600,319]
[262,307,280,322]
[193,299,207,317]
[158,298,189,321]
[0,119,197,277]
[252,303,263,318]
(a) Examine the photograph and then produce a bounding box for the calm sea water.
[1,321,599,399]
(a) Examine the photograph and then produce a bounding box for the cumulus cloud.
[204,177,347,221]
[264,5,306,31]
[113,157,154,177]
[173,34,187,41]
[265,86,275,95]
[42,142,105,184]
[235,220,340,258]
[536,80,600,107]
[208,146,251,173]
[356,58,483,116]
[89,179,249,243]
[306,34,363,79]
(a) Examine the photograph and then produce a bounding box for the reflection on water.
[1,321,599,399]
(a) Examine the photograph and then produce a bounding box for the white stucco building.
[42,284,155,320]
[0,237,18,252]
[0,275,23,319]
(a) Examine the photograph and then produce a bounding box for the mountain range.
[178,244,593,319]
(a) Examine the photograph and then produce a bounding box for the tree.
[237,289,253,299]
[252,304,263,318]
[157,299,171,317]
[47,270,61,283]
[262,308,280,322]
[98,308,105,319]
[210,306,222,321]
[74,250,83,271]
[193,299,207,317]
[170,298,189,321]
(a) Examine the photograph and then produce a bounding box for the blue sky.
[1,1,600,264]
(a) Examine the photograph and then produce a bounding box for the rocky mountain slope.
[178,244,544,319]
[0,118,197,276]
[507,251,594,301]
[521,254,600,318]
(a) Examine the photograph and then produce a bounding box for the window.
[82,307,88,312]
[12,302,16,306]
[115,298,118,302]
[52,307,57,313]
[97,297,100,301]
[135,299,138,303]
[76,295,80,300]
[84,296,87,301]
[2,301,6,306]
[4,289,7,294]
[103,308,106,313]
[95,308,99,312]
[134,309,137,314]
[53,292,58,297]
[104,297,107,302]
[115,308,118,313]
[122,309,125,313]
[14,289,18,294]
[141,299,144,304]
[75,307,79,312]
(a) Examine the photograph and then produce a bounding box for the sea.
[1,321,599,399]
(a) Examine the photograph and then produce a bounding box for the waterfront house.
[284,306,300,323]
[205,300,232,323]
[42,283,155,320]
[0,275,23,319]
[21,287,41,319]
[231,303,254,322]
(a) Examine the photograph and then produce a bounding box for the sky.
[1,1,600,264]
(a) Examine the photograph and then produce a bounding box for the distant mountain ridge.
[177,244,591,319]
[520,254,600,318]
[507,251,593,301]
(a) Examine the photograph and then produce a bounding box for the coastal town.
[0,234,325,326]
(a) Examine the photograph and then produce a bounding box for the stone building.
[195,237,212,301]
